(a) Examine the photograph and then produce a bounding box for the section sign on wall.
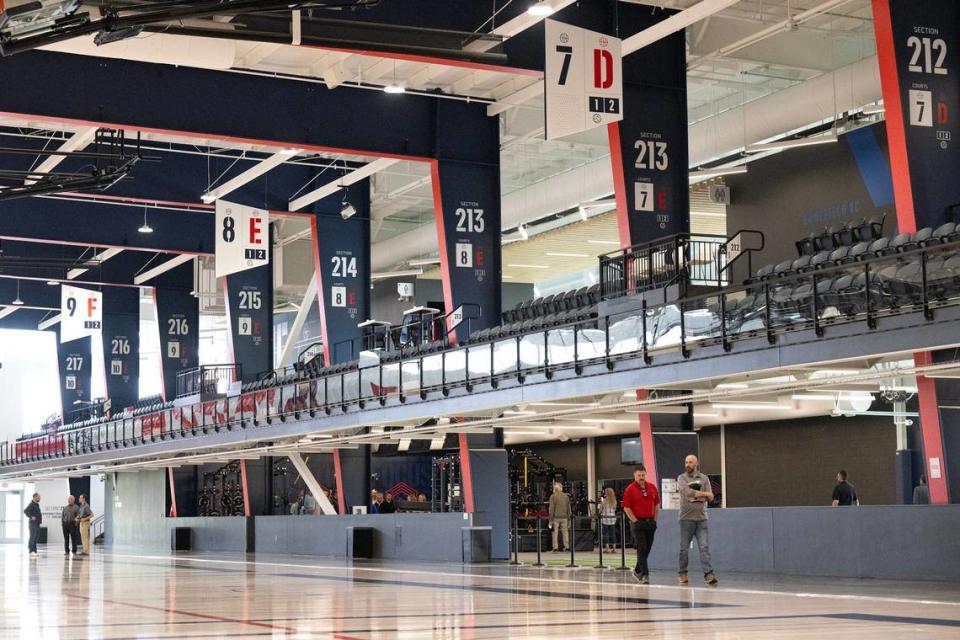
[874,0,960,230]
[544,19,623,140]
[224,264,273,382]
[60,284,102,343]
[215,199,269,277]
[101,288,140,412]
[155,288,199,399]
[57,335,92,423]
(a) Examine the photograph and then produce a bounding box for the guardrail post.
[516,335,524,383]
[533,516,544,567]
[490,341,498,389]
[543,328,552,379]
[865,262,877,329]
[764,282,775,344]
[566,512,577,568]
[922,250,934,320]
[642,300,651,365]
[679,299,689,358]
[594,510,605,569]
[573,322,582,375]
[511,515,521,566]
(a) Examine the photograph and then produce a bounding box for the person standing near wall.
[600,487,619,553]
[622,465,659,584]
[77,494,93,556]
[23,493,42,557]
[677,455,718,585]
[61,495,81,556]
[548,482,571,553]
[831,470,859,506]
[913,475,930,505]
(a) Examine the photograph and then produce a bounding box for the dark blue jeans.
[679,519,714,575]
[28,522,40,553]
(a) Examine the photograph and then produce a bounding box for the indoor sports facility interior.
[0,0,959,638]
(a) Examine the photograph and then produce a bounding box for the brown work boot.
[705,573,718,585]
[678,573,688,585]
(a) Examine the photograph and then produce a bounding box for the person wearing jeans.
[23,493,42,556]
[548,482,571,552]
[677,455,717,585]
[622,465,660,584]
[61,496,81,556]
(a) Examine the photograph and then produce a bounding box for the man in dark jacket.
[23,493,42,556]
[61,495,81,555]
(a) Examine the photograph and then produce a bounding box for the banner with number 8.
[215,199,270,277]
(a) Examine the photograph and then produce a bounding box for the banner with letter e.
[215,199,269,277]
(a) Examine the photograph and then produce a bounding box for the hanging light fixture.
[383,60,406,94]
[12,280,24,306]
[138,208,154,234]
[527,1,554,17]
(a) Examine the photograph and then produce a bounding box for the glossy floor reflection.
[1,545,959,639]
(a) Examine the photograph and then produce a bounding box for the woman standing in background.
[600,487,619,553]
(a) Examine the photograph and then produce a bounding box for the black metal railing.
[176,364,242,398]
[599,230,764,301]
[2,238,959,469]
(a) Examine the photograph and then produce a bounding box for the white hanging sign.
[215,199,269,277]
[60,284,102,343]
[544,19,623,140]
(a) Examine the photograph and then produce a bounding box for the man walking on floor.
[23,493,42,557]
[677,455,718,585]
[61,495,81,556]
[622,465,659,584]
[548,482,571,552]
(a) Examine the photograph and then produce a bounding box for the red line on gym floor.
[63,592,363,639]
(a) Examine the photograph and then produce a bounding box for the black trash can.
[38,526,48,544]
[172,527,192,551]
[462,526,492,563]
[347,526,373,559]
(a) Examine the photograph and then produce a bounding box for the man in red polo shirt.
[622,464,659,584]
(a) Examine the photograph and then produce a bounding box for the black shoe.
[705,573,718,585]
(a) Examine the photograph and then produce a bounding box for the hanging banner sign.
[215,199,269,277]
[873,0,960,230]
[102,288,140,412]
[544,19,623,140]
[155,288,199,400]
[225,263,273,382]
[60,284,102,343]
[57,335,92,424]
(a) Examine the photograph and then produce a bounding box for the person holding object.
[622,465,659,584]
[831,470,859,506]
[61,495,81,556]
[677,455,717,585]
[77,494,93,555]
[548,482,571,552]
[23,493,42,557]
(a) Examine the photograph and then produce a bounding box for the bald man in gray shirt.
[677,455,717,585]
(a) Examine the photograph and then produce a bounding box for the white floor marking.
[110,552,960,608]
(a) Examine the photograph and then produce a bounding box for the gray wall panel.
[772,508,862,577]
[164,516,249,552]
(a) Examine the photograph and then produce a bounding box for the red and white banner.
[215,199,269,277]
[545,19,623,140]
[60,284,102,343]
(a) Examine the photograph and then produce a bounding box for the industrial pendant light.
[138,208,154,234]
[527,1,554,17]
[12,280,23,306]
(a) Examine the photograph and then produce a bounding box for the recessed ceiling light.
[587,239,620,245]
[46,280,60,286]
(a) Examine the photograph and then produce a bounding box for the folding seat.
[932,222,959,244]
[847,241,871,262]
[876,264,903,308]
[791,255,812,272]
[795,233,817,257]
[771,285,797,319]
[573,287,589,308]
[889,232,913,253]
[869,237,892,256]
[561,290,578,311]
[924,256,951,301]
[828,275,857,315]
[828,246,850,265]
[749,263,775,283]
[900,227,934,252]
[809,251,833,270]
[940,254,960,297]
[789,283,816,319]
[813,227,834,252]
[773,259,795,277]
[831,223,855,248]
[853,216,886,242]
[587,284,601,304]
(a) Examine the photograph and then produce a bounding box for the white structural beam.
[288,158,399,212]
[622,0,743,55]
[38,314,61,330]
[134,254,194,285]
[24,127,98,186]
[201,149,298,203]
[67,247,124,280]
[0,306,19,320]
[487,81,545,116]
[466,0,578,50]
[287,452,337,515]
[278,274,318,367]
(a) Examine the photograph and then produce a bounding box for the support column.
[287,453,336,515]
[458,433,475,514]
[167,467,178,518]
[634,389,658,487]
[586,437,597,503]
[239,459,251,517]
[335,445,371,515]
[154,263,199,401]
[873,0,960,502]
[432,99,502,342]
[223,260,274,382]
[311,179,371,365]
[101,287,140,413]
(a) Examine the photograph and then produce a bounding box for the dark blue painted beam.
[0,307,51,331]
[0,51,490,163]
